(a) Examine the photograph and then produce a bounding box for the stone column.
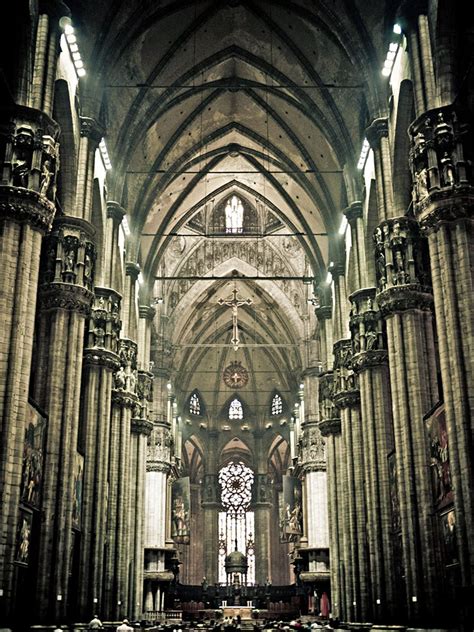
[77,288,121,616]
[350,288,399,622]
[409,104,474,609]
[345,199,399,622]
[103,339,139,620]
[318,415,342,619]
[0,106,59,622]
[32,213,96,621]
[333,340,370,623]
[374,216,440,623]
[202,432,220,584]
[253,432,272,585]
[144,358,173,614]
[29,2,63,115]
[314,302,341,618]
[130,416,153,620]
[299,366,329,586]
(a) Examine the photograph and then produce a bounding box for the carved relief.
[318,372,336,421]
[114,339,139,395]
[299,424,326,471]
[0,108,60,231]
[147,424,173,470]
[409,105,473,230]
[373,217,430,294]
[84,288,122,368]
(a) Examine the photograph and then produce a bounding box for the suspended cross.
[218,287,252,351]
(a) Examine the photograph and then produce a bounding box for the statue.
[39,159,53,197]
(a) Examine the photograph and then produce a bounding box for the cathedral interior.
[0,1,473,630]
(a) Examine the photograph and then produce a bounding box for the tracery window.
[225,195,244,233]
[229,398,243,420]
[189,392,201,415]
[218,461,255,584]
[271,393,283,415]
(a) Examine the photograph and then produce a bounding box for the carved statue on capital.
[299,424,326,471]
[147,424,173,469]
[332,339,360,408]
[318,372,336,421]
[349,289,389,372]
[0,108,60,231]
[409,105,473,230]
[135,370,154,420]
[114,339,139,395]
[373,217,430,293]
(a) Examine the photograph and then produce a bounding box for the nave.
[0,1,473,631]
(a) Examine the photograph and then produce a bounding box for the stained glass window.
[218,461,255,584]
[189,392,201,415]
[229,398,243,420]
[225,195,244,233]
[219,460,254,515]
[271,393,283,415]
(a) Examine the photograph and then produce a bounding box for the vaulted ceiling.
[70,0,396,426]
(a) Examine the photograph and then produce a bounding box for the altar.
[222,606,253,620]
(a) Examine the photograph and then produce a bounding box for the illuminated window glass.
[229,398,243,420]
[271,393,283,415]
[189,392,201,415]
[219,460,254,514]
[225,195,244,233]
[218,461,255,584]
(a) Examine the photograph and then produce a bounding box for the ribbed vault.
[67,0,394,443]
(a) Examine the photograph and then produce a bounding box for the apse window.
[225,195,244,233]
[189,392,201,416]
[271,393,283,415]
[218,461,255,584]
[229,398,243,420]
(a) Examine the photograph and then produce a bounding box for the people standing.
[116,618,133,631]
[89,614,104,629]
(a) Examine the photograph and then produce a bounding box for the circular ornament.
[223,361,249,389]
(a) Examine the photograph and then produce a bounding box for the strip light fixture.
[382,24,402,77]
[99,138,112,170]
[60,17,86,78]
[357,138,370,170]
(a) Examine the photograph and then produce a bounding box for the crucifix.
[218,287,252,350]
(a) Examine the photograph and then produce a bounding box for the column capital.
[302,366,322,379]
[111,390,139,408]
[328,261,345,278]
[131,419,153,436]
[318,418,341,437]
[377,284,433,316]
[83,348,120,370]
[374,216,431,294]
[80,116,105,145]
[125,261,141,281]
[349,287,386,362]
[147,462,171,473]
[139,304,156,320]
[0,105,60,226]
[38,282,93,315]
[343,201,363,225]
[333,389,360,409]
[298,424,326,471]
[366,117,389,149]
[86,287,122,353]
[409,105,474,232]
[0,187,56,232]
[106,200,126,223]
[351,349,388,372]
[315,305,332,322]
